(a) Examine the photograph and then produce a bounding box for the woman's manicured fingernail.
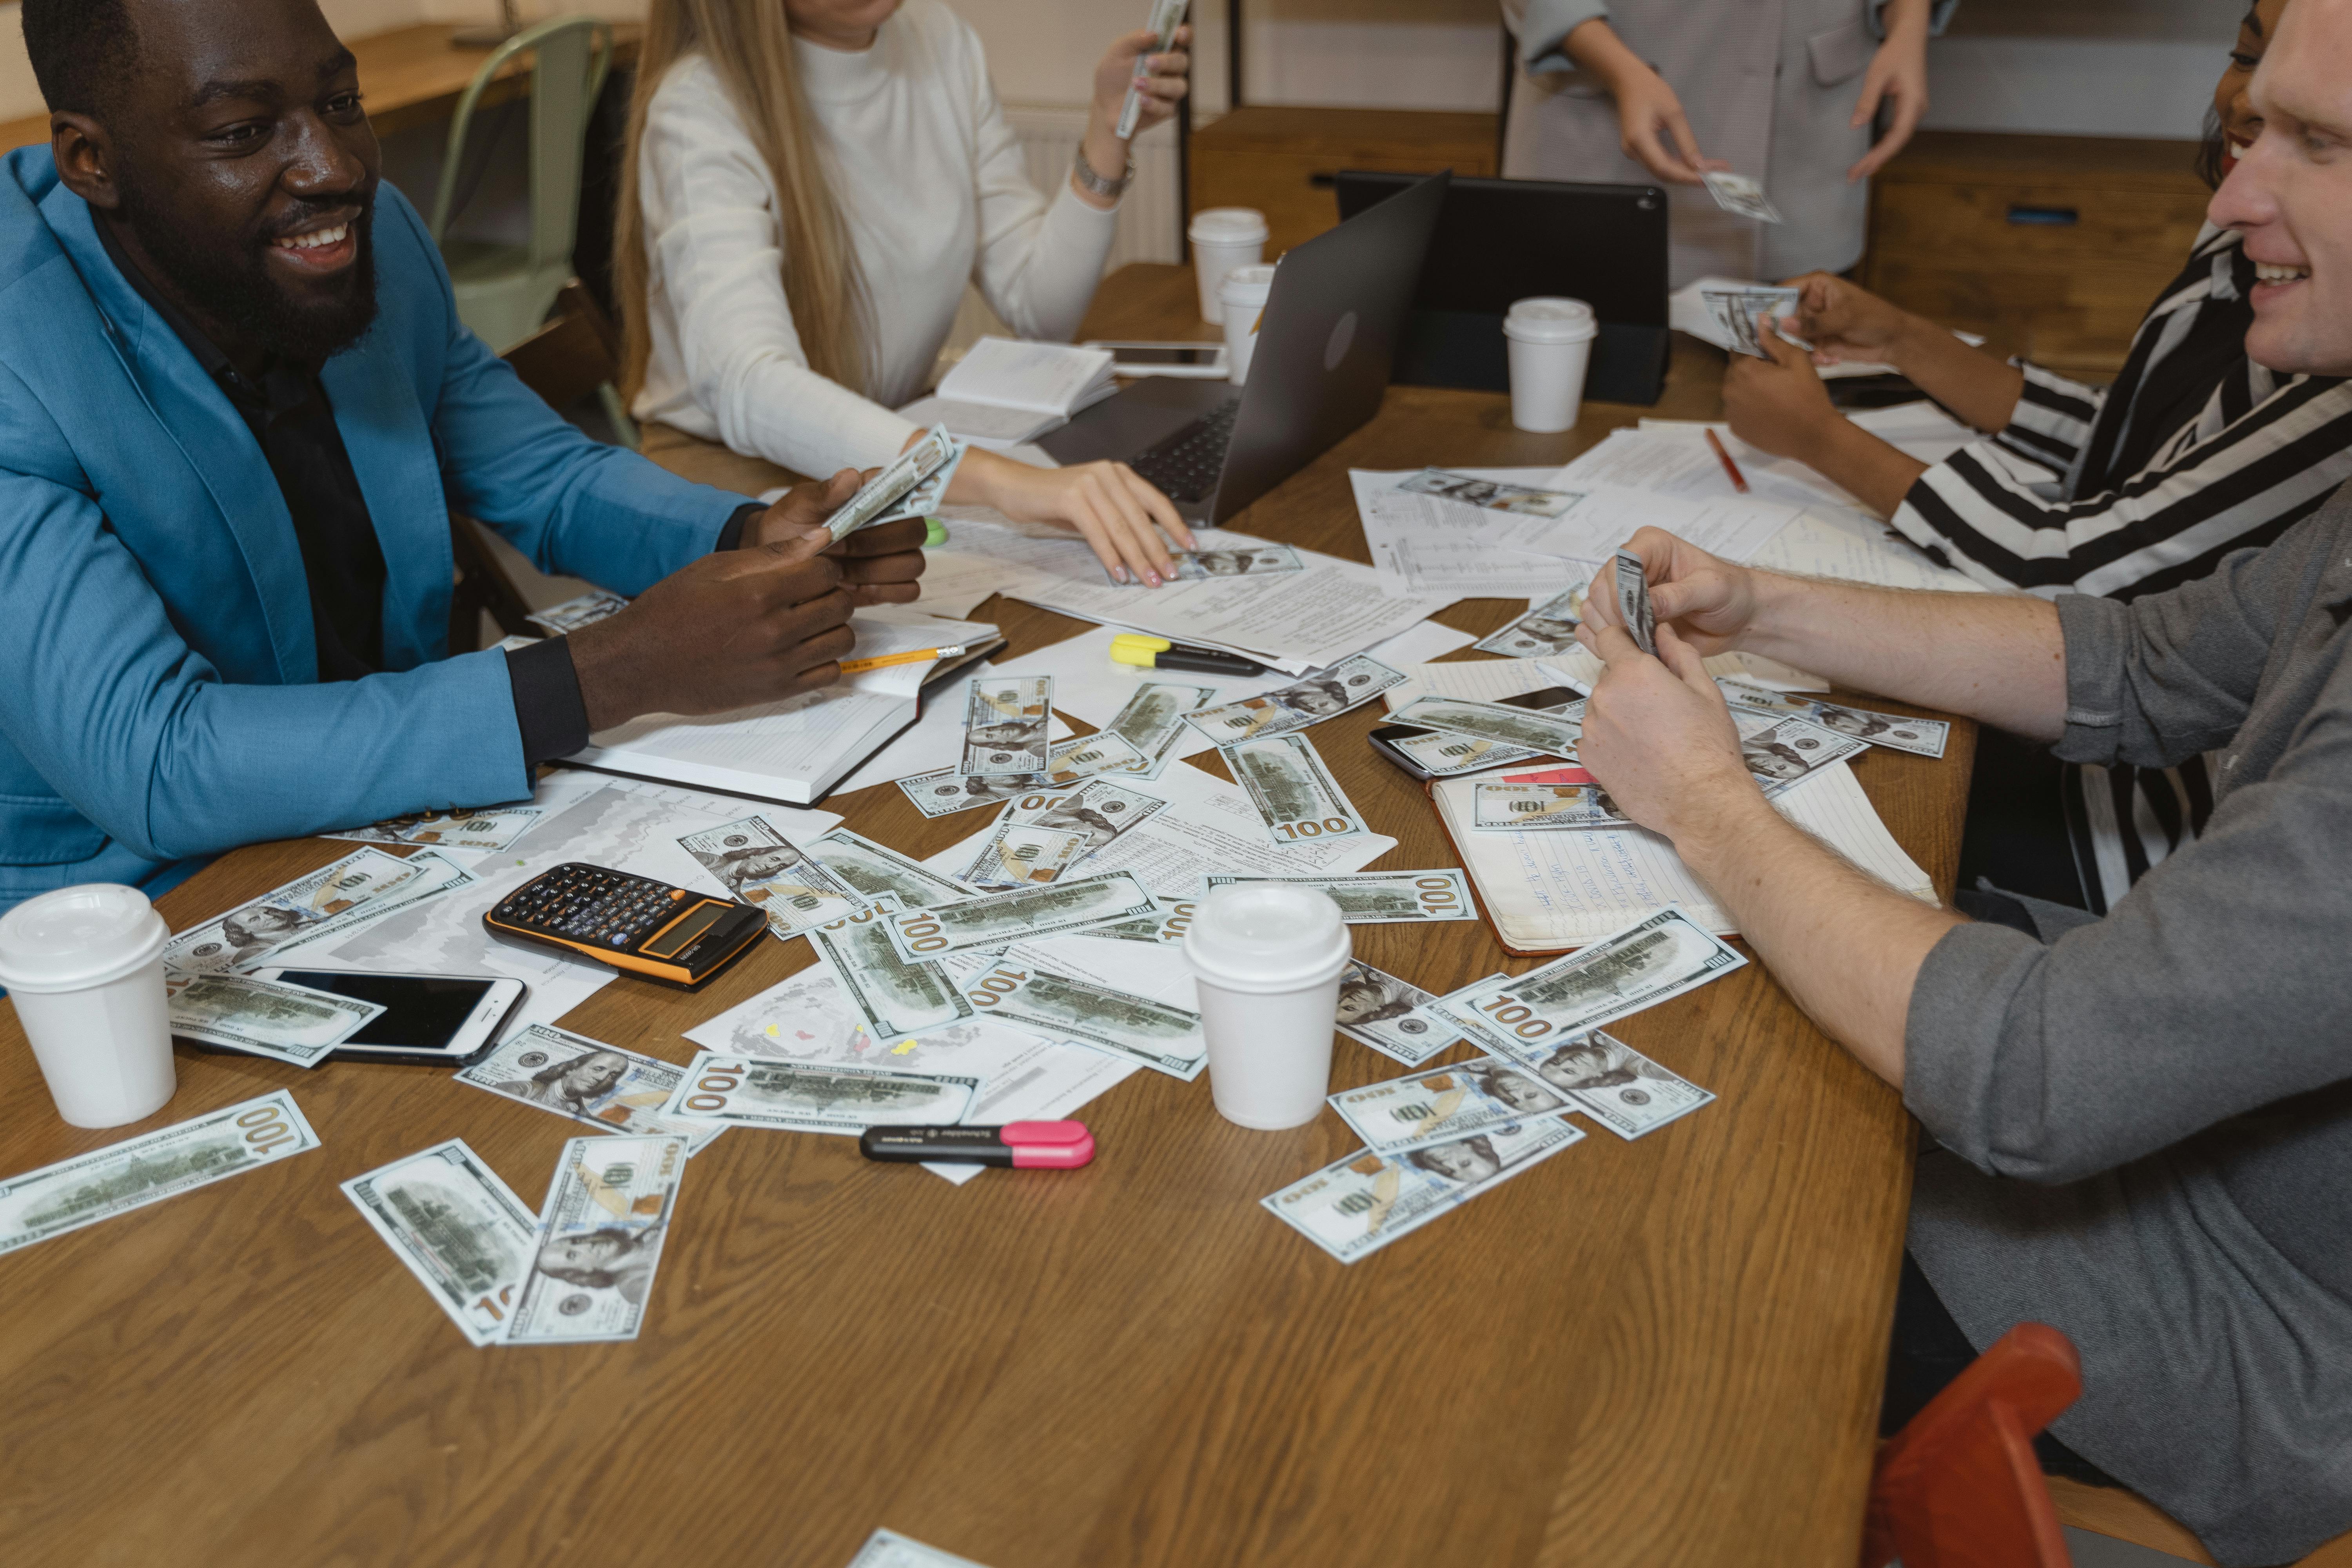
[1111,565,1131,583]
[1144,572,1161,587]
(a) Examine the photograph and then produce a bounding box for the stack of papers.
[902,338,1118,446]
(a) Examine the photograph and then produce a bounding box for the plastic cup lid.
[1218,263,1278,301]
[0,883,168,993]
[1189,207,1270,243]
[1183,883,1350,992]
[1505,299,1599,345]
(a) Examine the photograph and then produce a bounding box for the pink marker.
[858,1120,1096,1169]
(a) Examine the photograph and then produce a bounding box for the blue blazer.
[0,148,748,909]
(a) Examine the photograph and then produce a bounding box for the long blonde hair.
[616,0,872,399]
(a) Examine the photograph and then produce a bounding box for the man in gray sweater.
[1570,4,2352,1559]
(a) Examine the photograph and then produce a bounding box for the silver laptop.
[1040,170,1451,525]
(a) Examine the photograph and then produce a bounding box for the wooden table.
[0,265,1969,1567]
[0,22,642,154]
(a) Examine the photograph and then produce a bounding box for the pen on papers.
[1108,634,1268,677]
[1704,427,1750,494]
[838,643,970,675]
[859,1122,1096,1169]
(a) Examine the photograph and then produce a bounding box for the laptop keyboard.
[1125,397,1242,503]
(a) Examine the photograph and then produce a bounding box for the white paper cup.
[1190,207,1269,325]
[0,884,175,1129]
[1505,296,1599,434]
[1219,264,1278,386]
[1184,882,1351,1130]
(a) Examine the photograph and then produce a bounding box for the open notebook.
[567,613,1003,806]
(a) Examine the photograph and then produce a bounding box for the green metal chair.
[427,15,613,355]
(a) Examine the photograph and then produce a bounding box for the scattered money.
[963,823,1093,888]
[895,768,1052,818]
[809,826,980,908]
[1397,468,1579,517]
[1471,781,1630,831]
[1719,680,1951,759]
[1092,896,1195,945]
[1703,170,1783,224]
[1261,1118,1583,1264]
[453,1024,726,1156]
[1497,1029,1717,1140]
[1115,0,1190,140]
[1329,1060,1570,1155]
[1200,870,1476,925]
[525,589,629,635]
[1181,655,1407,744]
[883,870,1159,960]
[1104,544,1303,584]
[1044,730,1148,786]
[953,778,1166,889]
[679,815,867,936]
[806,894,978,1042]
[1389,729,1545,777]
[961,674,1053,777]
[1425,907,1746,1050]
[847,1529,995,1568]
[1733,711,1871,795]
[0,1090,319,1256]
[505,1134,687,1345]
[1473,583,1591,657]
[1388,695,1583,758]
[165,971,385,1067]
[323,805,544,853]
[962,960,1207,1079]
[1613,548,1655,655]
[1335,958,1457,1065]
[163,847,475,973]
[1096,682,1216,778]
[826,425,962,543]
[1701,285,1802,357]
[1225,731,1367,846]
[662,1051,979,1133]
[341,1138,537,1347]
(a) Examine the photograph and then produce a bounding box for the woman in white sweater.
[619,0,1198,585]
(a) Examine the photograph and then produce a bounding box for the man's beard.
[117,174,381,365]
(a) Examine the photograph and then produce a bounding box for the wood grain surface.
[0,266,1968,1568]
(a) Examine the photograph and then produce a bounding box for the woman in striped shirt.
[1718,0,2347,911]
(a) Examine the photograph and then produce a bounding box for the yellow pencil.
[838,643,969,675]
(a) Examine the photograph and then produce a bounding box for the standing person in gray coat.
[1499,0,1954,287]
[1553,4,2352,1555]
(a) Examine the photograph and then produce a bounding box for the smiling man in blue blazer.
[0,0,926,913]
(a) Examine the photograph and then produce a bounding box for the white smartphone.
[1082,340,1229,379]
[254,969,527,1066]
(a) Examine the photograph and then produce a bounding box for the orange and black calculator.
[482,863,766,989]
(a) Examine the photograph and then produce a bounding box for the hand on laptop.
[947,444,1197,587]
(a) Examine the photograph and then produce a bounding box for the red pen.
[1704,427,1751,494]
[858,1121,1095,1169]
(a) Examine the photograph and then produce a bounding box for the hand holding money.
[1576,526,1755,659]
[1094,10,1190,147]
[1576,601,1759,842]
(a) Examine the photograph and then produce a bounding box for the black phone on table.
[252,969,527,1066]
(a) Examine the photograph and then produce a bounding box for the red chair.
[1862,1322,2082,1568]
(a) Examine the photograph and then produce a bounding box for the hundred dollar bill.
[163,846,475,973]
[1732,710,1871,794]
[1397,468,1580,518]
[1091,895,1194,945]
[807,893,978,1042]
[165,971,385,1067]
[1181,654,1407,744]
[810,826,980,908]
[962,673,1053,777]
[1424,907,1746,1050]
[340,1138,537,1347]
[524,588,630,635]
[679,815,867,936]
[895,767,1052,818]
[874,430,965,528]
[1104,543,1303,585]
[1200,869,1476,925]
[323,804,545,853]
[1390,729,1545,777]
[1702,284,1802,359]
[1702,171,1784,225]
[1043,730,1147,786]
[0,1090,319,1256]
[964,823,1092,888]
[826,425,962,543]
[505,1134,687,1345]
[662,1051,979,1133]
[1497,1028,1716,1140]
[961,958,1207,1079]
[1329,1060,1570,1156]
[1225,731,1366,846]
[1473,582,1592,658]
[884,869,1159,961]
[453,1024,725,1156]
[1613,547,1655,655]
[1098,681,1216,778]
[1261,1117,1583,1265]
[1115,0,1190,139]
[1719,679,1951,759]
[1471,781,1630,831]
[1335,958,1456,1065]
[952,777,1167,889]
[1388,695,1583,758]
[847,1529,995,1568]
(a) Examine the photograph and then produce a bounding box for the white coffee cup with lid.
[0,884,176,1129]
[1189,207,1269,324]
[1183,882,1352,1129]
[1504,296,1599,434]
[1218,263,1278,386]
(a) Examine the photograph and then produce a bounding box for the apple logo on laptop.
[1325,311,1357,371]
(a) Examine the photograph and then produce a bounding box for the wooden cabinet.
[1188,107,1499,259]
[1860,131,2212,380]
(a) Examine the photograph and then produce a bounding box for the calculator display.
[642,902,726,959]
